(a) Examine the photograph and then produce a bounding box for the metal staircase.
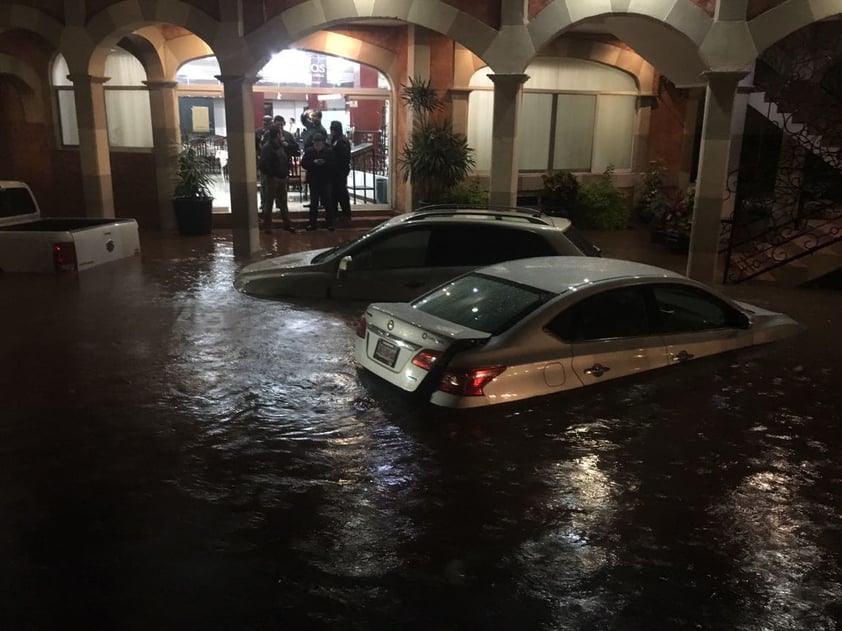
[720,22,842,285]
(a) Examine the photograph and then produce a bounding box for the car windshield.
[310,221,392,263]
[412,273,553,335]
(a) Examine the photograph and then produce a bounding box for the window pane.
[519,93,552,171]
[353,229,430,270]
[524,58,638,92]
[553,94,595,171]
[105,90,153,147]
[593,95,636,171]
[51,54,72,86]
[105,50,147,86]
[426,225,557,266]
[467,90,493,171]
[562,287,651,341]
[651,285,731,333]
[413,274,551,334]
[57,89,79,146]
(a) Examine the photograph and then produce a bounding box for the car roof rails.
[410,204,552,225]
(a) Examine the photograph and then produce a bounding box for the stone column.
[67,73,113,218]
[687,71,748,283]
[144,80,180,232]
[678,88,705,190]
[216,74,260,257]
[633,95,656,174]
[450,88,470,137]
[488,73,529,206]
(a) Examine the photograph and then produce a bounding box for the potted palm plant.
[398,76,475,206]
[172,142,214,236]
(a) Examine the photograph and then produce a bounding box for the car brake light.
[411,350,441,371]
[438,366,506,397]
[53,242,77,273]
[355,315,367,338]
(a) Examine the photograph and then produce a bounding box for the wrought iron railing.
[719,22,842,283]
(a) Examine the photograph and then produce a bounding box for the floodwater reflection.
[0,230,840,629]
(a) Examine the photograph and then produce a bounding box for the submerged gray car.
[355,256,802,408]
[233,206,600,301]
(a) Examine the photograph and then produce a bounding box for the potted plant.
[172,142,214,236]
[398,76,475,206]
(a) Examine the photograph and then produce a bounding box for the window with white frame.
[52,51,153,148]
[467,58,638,173]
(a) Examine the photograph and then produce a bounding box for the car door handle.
[671,350,695,363]
[584,363,610,377]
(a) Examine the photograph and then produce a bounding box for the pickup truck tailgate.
[72,220,141,271]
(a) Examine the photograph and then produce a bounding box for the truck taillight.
[52,242,77,273]
[438,366,506,397]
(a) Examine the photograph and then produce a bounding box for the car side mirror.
[337,255,352,279]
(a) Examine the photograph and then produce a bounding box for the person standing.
[258,128,296,234]
[300,133,335,231]
[255,114,273,211]
[300,109,328,150]
[273,115,300,162]
[329,120,352,223]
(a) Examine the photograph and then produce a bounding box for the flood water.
[1,228,841,630]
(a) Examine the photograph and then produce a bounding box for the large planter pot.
[173,197,213,236]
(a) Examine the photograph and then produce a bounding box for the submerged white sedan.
[354,257,801,408]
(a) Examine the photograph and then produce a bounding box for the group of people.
[255,108,352,234]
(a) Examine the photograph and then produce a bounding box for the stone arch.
[81,1,223,77]
[117,32,166,82]
[246,0,498,75]
[0,4,63,47]
[529,39,656,94]
[293,31,400,89]
[524,0,712,86]
[750,1,842,57]
[0,53,44,122]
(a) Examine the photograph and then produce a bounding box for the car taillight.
[53,242,77,273]
[411,350,441,371]
[437,366,506,397]
[355,315,367,338]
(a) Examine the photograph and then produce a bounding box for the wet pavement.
[1,225,841,630]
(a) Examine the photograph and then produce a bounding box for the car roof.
[474,256,684,293]
[386,206,572,231]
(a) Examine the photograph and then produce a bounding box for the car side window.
[546,287,652,341]
[426,225,557,266]
[651,284,737,333]
[352,228,431,270]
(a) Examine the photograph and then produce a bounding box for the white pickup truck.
[0,180,141,273]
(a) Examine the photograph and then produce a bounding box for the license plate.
[373,338,399,368]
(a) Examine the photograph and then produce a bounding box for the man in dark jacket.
[300,109,328,150]
[300,132,335,230]
[258,128,295,233]
[329,120,352,222]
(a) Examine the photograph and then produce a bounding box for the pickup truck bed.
[0,218,127,231]
[0,181,141,273]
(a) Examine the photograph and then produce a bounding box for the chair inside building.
[287,156,306,202]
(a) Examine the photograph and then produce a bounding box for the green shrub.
[576,167,630,230]
[441,177,489,205]
[541,170,579,216]
[635,159,666,223]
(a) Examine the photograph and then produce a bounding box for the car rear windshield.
[412,273,552,335]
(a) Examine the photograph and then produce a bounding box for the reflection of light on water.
[512,436,624,621]
[716,426,842,629]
